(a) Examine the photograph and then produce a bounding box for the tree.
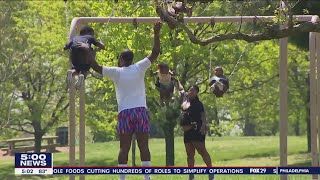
[2,1,70,152]
[154,0,320,45]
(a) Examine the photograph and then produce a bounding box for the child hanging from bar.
[154,62,184,105]
[64,25,105,89]
[209,66,229,97]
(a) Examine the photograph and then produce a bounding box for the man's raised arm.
[75,42,103,74]
[147,21,162,63]
[90,57,103,75]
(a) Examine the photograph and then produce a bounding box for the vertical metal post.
[279,2,288,180]
[310,29,318,180]
[69,76,76,180]
[79,80,86,180]
[316,32,320,178]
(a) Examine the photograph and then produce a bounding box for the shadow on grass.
[219,152,277,161]
[241,150,309,159]
[289,160,311,166]
[54,157,118,166]
[220,151,309,162]
[242,152,277,159]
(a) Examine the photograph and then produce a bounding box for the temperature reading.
[39,169,48,174]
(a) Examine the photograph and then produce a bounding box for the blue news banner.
[14,153,320,175]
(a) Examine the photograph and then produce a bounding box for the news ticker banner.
[14,153,320,175]
[15,167,320,175]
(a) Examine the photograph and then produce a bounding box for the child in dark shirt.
[64,25,105,89]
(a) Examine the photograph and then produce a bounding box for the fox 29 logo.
[15,153,52,168]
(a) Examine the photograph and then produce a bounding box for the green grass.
[0,136,313,180]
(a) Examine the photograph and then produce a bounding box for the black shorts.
[184,129,205,143]
[70,47,93,72]
[72,64,90,72]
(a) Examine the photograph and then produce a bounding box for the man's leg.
[118,133,133,164]
[136,133,150,162]
[117,109,134,180]
[118,133,133,180]
[137,133,151,180]
[135,107,151,180]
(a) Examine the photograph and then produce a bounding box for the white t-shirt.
[102,57,151,113]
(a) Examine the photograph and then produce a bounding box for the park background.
[1,0,320,180]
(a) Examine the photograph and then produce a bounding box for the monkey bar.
[68,14,320,180]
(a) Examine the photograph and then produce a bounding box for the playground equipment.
[67,6,320,180]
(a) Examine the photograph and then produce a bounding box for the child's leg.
[210,82,216,93]
[155,77,160,88]
[84,49,95,65]
[216,81,224,91]
[66,69,77,87]
[75,66,89,89]
[81,71,88,79]
[75,72,85,90]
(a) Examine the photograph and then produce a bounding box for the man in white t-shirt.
[88,22,162,180]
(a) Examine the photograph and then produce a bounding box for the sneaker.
[66,70,73,88]
[75,74,84,90]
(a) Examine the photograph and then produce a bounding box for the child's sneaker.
[66,70,74,88]
[75,74,84,90]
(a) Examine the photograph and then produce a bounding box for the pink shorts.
[117,107,150,134]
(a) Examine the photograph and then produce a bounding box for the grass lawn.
[0,136,313,180]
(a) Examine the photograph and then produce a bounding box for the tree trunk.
[34,131,42,153]
[212,105,221,137]
[294,112,301,136]
[243,119,256,136]
[294,119,300,136]
[33,120,43,152]
[160,109,177,166]
[163,124,175,166]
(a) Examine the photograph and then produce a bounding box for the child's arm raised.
[94,41,106,50]
[92,37,106,50]
[64,40,73,50]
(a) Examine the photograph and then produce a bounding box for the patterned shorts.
[117,107,150,134]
